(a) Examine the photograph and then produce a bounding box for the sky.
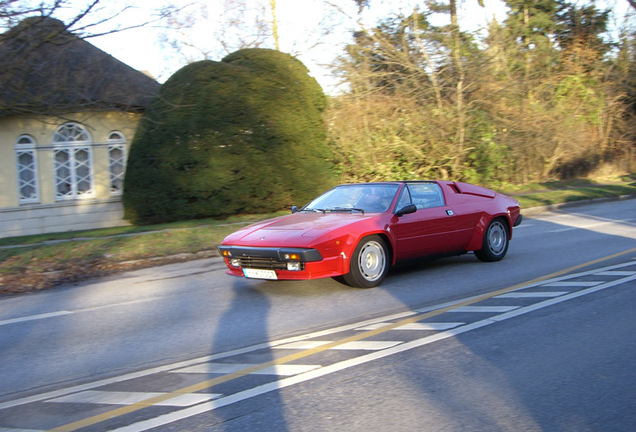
[83,0,508,93]
[77,0,633,94]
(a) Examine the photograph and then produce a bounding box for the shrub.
[124,49,335,224]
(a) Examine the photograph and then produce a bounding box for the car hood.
[222,212,381,247]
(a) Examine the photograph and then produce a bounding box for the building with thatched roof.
[0,16,160,238]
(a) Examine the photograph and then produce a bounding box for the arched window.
[107,131,126,195]
[52,123,94,200]
[53,123,91,144]
[15,135,39,203]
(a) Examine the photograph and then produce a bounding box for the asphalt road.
[0,198,635,431]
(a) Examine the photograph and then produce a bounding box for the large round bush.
[123,48,335,224]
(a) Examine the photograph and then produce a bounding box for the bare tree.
[157,0,272,64]
[449,0,466,173]
[0,1,162,117]
[153,0,349,94]
[0,0,165,38]
[271,0,279,50]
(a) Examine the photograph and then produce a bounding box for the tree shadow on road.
[201,279,291,431]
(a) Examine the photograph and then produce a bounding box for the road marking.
[596,270,635,276]
[172,363,321,376]
[356,322,465,331]
[0,298,159,328]
[496,292,567,298]
[450,305,519,313]
[111,272,636,432]
[275,340,402,350]
[542,281,603,287]
[0,311,72,327]
[0,309,419,411]
[46,249,636,432]
[1,428,41,432]
[489,274,636,322]
[49,391,219,407]
[108,322,504,432]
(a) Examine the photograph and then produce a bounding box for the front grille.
[238,256,304,271]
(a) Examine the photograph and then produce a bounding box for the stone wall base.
[0,199,130,238]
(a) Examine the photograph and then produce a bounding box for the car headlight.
[287,262,301,271]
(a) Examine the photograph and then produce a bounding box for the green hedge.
[123,49,336,224]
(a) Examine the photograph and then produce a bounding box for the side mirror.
[396,204,417,217]
[291,206,299,214]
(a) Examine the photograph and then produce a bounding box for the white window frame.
[107,131,126,195]
[52,123,95,200]
[15,135,39,204]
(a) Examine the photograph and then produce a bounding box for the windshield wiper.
[302,207,326,213]
[326,207,365,213]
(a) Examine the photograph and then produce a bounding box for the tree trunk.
[270,0,280,50]
[450,0,466,175]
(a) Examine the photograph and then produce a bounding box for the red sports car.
[218,181,522,288]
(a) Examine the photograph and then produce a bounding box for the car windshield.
[303,184,400,213]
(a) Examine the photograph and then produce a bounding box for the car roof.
[335,180,438,186]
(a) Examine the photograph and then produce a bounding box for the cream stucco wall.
[0,111,142,237]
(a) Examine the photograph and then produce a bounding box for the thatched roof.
[0,16,160,117]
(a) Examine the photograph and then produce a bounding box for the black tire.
[342,235,389,288]
[474,218,509,262]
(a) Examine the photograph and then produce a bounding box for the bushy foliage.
[331,1,635,185]
[124,48,335,224]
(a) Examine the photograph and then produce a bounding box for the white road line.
[542,281,603,287]
[596,271,636,276]
[355,322,465,331]
[0,311,72,326]
[276,340,403,350]
[483,260,636,296]
[0,298,158,328]
[172,363,321,376]
[450,305,519,313]
[48,391,220,407]
[496,292,567,298]
[0,428,43,432]
[490,274,636,323]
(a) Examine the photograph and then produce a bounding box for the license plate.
[243,268,278,280]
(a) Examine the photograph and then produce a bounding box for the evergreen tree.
[123,48,335,224]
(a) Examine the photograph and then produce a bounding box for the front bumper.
[218,245,323,266]
[218,245,346,280]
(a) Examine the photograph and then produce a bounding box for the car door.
[393,182,473,258]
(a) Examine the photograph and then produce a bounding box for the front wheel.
[474,218,509,262]
[342,235,389,288]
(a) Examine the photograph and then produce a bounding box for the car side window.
[407,183,445,209]
[396,186,413,210]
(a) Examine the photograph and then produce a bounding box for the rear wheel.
[474,218,509,262]
[342,235,389,288]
